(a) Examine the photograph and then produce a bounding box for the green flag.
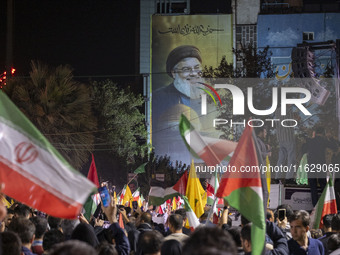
[134,162,148,174]
[296,154,308,185]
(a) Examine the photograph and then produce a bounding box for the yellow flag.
[1,195,12,208]
[186,160,205,218]
[122,185,132,207]
[172,197,177,211]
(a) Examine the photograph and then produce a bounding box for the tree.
[91,80,148,165]
[4,61,96,169]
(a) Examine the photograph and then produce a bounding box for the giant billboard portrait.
[151,15,233,165]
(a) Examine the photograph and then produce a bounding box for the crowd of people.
[1,192,340,255]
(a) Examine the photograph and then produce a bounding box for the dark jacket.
[303,136,337,165]
[109,223,130,255]
[128,223,152,253]
[70,223,99,248]
[266,221,289,255]
[22,247,36,255]
[319,232,334,255]
[288,237,324,255]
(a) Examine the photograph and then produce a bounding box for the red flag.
[173,171,188,195]
[87,154,99,188]
[119,214,125,229]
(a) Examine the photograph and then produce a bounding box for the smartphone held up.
[98,186,111,207]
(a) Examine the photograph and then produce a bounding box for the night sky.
[0,0,140,79]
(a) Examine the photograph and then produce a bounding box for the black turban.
[166,45,202,77]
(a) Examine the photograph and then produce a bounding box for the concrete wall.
[140,0,155,74]
[236,0,260,24]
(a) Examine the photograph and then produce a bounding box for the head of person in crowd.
[43,229,65,254]
[166,45,204,99]
[139,230,164,255]
[8,217,36,250]
[275,204,294,222]
[199,212,213,224]
[226,216,233,229]
[323,214,334,233]
[227,227,242,249]
[328,233,340,252]
[49,240,97,255]
[61,219,79,240]
[315,126,326,137]
[332,213,340,232]
[267,209,274,222]
[154,223,166,236]
[241,223,252,253]
[4,208,14,229]
[310,229,323,239]
[125,207,132,217]
[30,216,48,240]
[183,226,237,255]
[48,216,63,230]
[0,231,22,255]
[289,210,310,243]
[168,214,183,234]
[161,239,182,255]
[241,215,250,226]
[13,203,31,219]
[175,208,187,227]
[97,242,118,255]
[138,212,152,226]
[70,222,99,248]
[255,126,267,140]
[129,181,137,194]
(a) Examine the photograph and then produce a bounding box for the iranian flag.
[182,195,200,230]
[216,124,266,255]
[132,187,142,207]
[311,177,337,229]
[0,91,96,219]
[179,114,235,222]
[132,187,140,200]
[148,171,188,206]
[179,114,237,166]
[206,176,224,221]
[118,185,127,205]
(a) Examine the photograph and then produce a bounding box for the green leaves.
[4,61,96,170]
[92,80,148,164]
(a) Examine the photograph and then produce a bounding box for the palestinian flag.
[311,177,337,229]
[216,124,266,255]
[0,91,96,219]
[182,196,200,230]
[83,154,101,221]
[179,114,237,166]
[148,171,188,206]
